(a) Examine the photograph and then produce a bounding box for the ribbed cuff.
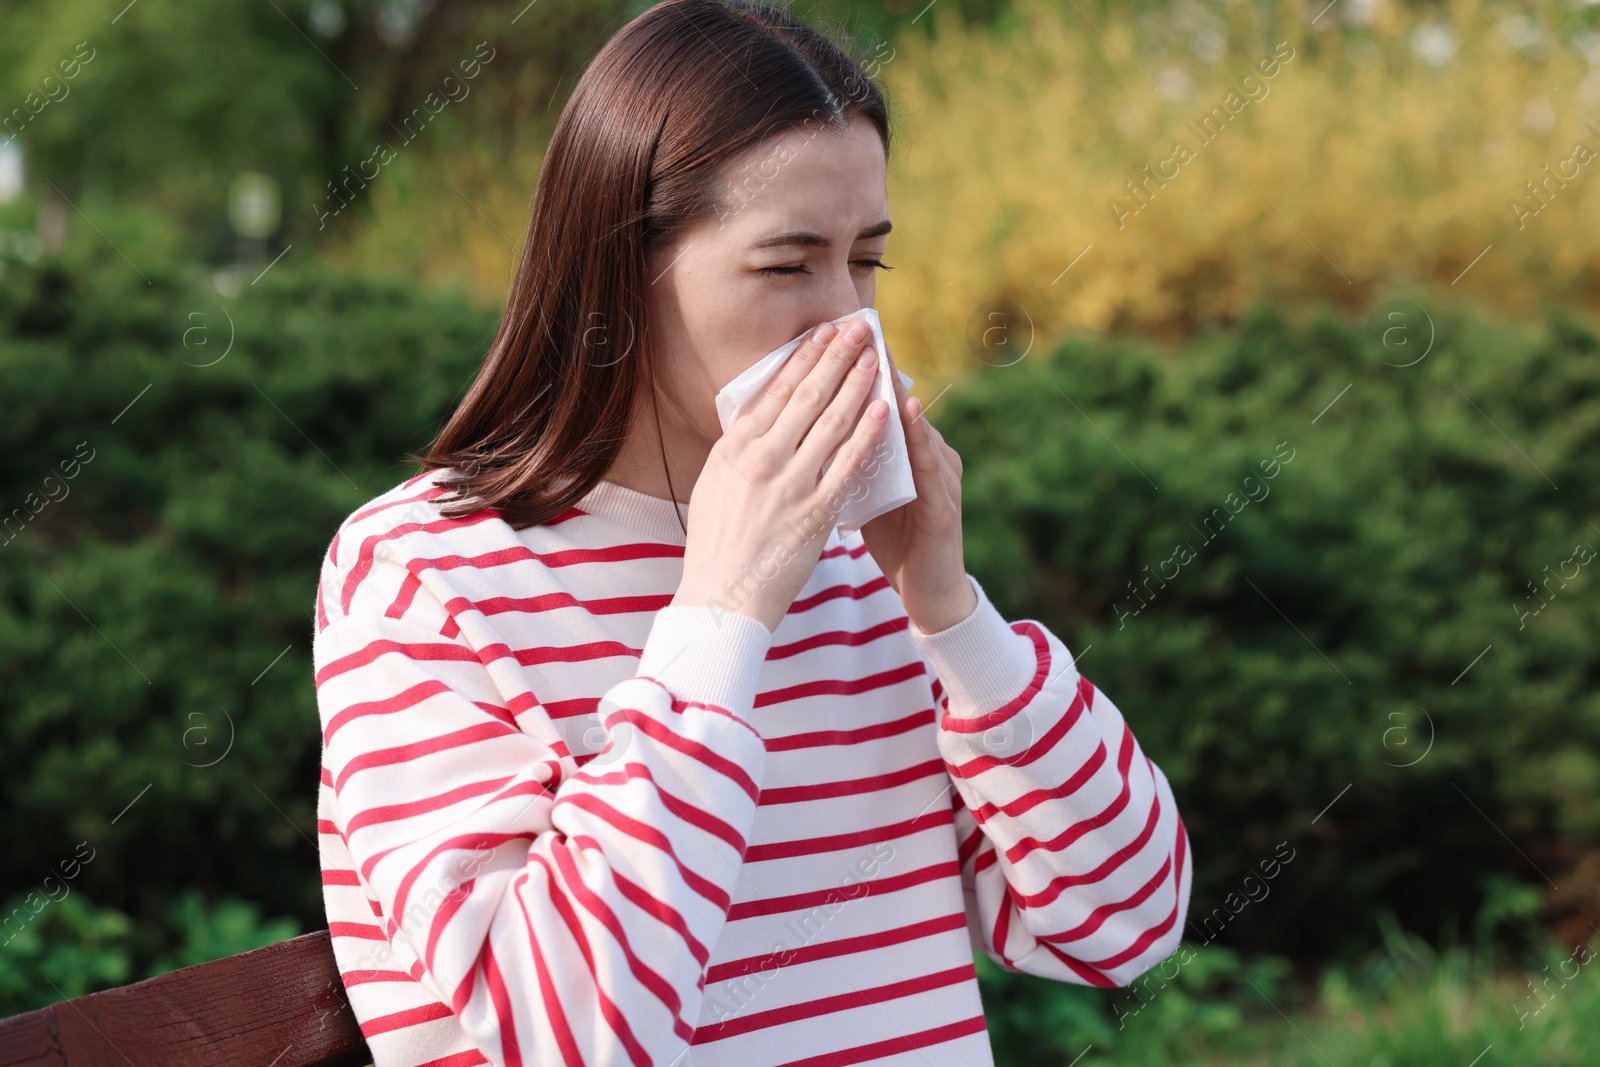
[907,574,1039,717]
[637,604,773,718]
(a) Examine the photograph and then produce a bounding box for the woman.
[312,2,1192,1064]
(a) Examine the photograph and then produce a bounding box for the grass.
[980,911,1600,1066]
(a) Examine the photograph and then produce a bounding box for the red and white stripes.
[313,470,1191,1067]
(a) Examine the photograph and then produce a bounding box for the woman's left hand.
[860,349,978,635]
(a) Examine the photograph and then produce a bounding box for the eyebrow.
[750,219,893,250]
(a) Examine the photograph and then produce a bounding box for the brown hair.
[409,0,892,531]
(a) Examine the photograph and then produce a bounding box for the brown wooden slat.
[0,931,373,1067]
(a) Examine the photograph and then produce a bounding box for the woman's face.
[642,113,891,440]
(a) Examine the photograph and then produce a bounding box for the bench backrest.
[0,931,373,1067]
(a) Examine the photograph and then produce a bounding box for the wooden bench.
[0,931,373,1066]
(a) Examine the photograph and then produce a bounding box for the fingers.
[902,393,963,517]
[904,397,944,478]
[888,346,909,406]
[736,321,841,438]
[887,342,918,419]
[816,396,890,510]
[762,317,877,452]
[794,342,881,473]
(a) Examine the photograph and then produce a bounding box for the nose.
[805,263,874,336]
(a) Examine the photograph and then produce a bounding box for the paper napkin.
[713,307,918,536]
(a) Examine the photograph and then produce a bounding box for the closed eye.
[758,260,894,276]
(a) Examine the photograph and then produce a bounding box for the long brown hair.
[409,0,892,531]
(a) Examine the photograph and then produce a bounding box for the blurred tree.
[0,0,1017,268]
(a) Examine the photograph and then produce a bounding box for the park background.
[3,0,1600,1062]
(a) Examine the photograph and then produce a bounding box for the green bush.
[0,893,134,1011]
[0,245,497,1011]
[980,915,1600,1066]
[945,296,1600,968]
[0,888,298,1015]
[3,246,1595,1024]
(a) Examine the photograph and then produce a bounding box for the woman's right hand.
[672,317,889,632]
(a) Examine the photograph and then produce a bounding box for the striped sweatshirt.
[312,468,1193,1067]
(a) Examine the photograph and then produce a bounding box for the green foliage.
[977,942,1292,1065]
[0,245,497,1011]
[147,890,301,977]
[0,888,296,1016]
[3,245,1597,1036]
[0,0,997,264]
[980,919,1600,1066]
[942,294,1600,964]
[0,894,134,1011]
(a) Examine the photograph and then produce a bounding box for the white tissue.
[713,307,918,537]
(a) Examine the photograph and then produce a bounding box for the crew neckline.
[574,478,692,546]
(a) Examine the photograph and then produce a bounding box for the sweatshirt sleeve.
[904,573,1192,988]
[314,556,773,1067]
